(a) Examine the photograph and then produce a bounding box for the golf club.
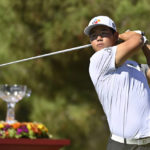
[0,44,91,67]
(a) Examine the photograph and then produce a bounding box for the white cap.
[84,16,117,36]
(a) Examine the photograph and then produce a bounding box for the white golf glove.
[133,30,148,44]
[133,30,145,35]
[126,29,144,35]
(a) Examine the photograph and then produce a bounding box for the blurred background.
[0,0,150,149]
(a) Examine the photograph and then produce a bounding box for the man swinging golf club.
[84,15,150,150]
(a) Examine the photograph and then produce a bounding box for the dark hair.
[110,28,116,34]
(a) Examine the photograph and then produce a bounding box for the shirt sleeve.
[89,46,117,85]
[139,64,149,76]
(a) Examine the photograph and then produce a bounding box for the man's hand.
[125,29,148,45]
[118,31,141,41]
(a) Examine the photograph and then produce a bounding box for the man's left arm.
[130,30,150,84]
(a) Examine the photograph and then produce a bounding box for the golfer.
[84,15,150,150]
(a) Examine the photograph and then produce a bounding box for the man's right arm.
[115,31,143,67]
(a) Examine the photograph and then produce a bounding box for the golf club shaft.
[0,44,91,67]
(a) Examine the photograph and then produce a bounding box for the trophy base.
[6,120,17,124]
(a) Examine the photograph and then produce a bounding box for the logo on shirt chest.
[104,47,112,55]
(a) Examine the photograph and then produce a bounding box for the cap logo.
[92,19,101,25]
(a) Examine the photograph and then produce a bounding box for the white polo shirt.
[89,46,150,139]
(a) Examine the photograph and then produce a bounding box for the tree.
[0,0,150,150]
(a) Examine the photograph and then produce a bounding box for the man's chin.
[95,47,104,52]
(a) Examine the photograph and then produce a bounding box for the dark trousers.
[107,138,150,150]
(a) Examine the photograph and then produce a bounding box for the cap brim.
[84,24,115,36]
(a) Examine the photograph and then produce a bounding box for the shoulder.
[90,46,117,62]
[89,46,117,80]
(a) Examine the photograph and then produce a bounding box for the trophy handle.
[25,89,31,98]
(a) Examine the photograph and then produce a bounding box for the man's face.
[89,25,118,52]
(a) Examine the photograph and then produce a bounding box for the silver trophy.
[0,84,31,124]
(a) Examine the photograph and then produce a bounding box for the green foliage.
[0,0,149,150]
